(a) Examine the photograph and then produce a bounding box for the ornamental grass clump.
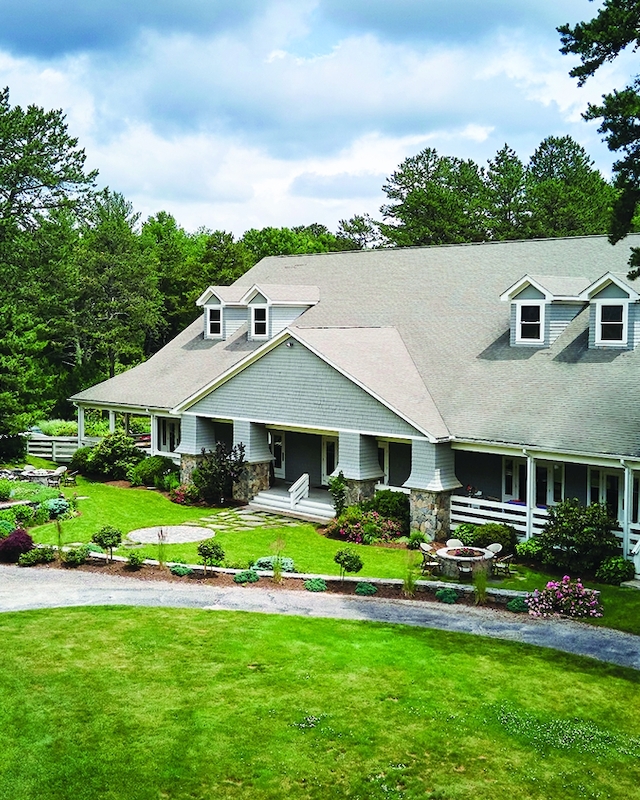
[526,575,603,618]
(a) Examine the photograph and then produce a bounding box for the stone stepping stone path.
[127,510,303,545]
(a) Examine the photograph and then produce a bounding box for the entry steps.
[248,489,335,523]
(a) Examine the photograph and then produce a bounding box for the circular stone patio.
[128,526,215,545]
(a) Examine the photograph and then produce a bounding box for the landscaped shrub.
[0,478,12,501]
[0,520,14,538]
[595,556,636,585]
[32,505,50,526]
[191,443,246,504]
[69,446,93,474]
[170,563,194,577]
[0,434,26,461]
[334,548,363,580]
[469,522,518,554]
[304,578,327,592]
[526,576,603,618]
[325,506,402,544]
[86,543,104,553]
[85,432,146,480]
[234,569,259,584]
[129,455,179,488]
[18,546,56,566]
[6,484,58,503]
[197,539,225,574]
[92,526,123,561]
[328,470,348,518]
[506,596,529,613]
[355,581,377,596]
[0,528,34,562]
[126,551,145,570]
[0,508,17,527]
[60,545,90,567]
[13,504,35,527]
[435,587,458,604]
[169,483,200,505]
[37,419,78,436]
[43,497,71,519]
[361,490,410,535]
[407,531,428,549]
[253,555,295,573]
[537,499,619,574]
[453,522,478,545]
[515,536,544,564]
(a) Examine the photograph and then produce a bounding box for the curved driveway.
[1,565,639,670]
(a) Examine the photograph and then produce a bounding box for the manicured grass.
[0,607,638,800]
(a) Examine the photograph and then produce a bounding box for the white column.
[108,410,116,433]
[77,406,85,446]
[525,452,536,540]
[150,414,158,455]
[124,413,130,436]
[623,462,632,557]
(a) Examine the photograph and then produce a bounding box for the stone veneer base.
[410,489,452,539]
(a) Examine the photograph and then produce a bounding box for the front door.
[322,437,338,485]
[270,431,286,479]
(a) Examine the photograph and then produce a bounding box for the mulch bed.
[30,558,507,610]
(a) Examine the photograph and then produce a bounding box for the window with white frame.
[208,307,222,338]
[251,306,268,338]
[516,302,545,343]
[595,302,627,345]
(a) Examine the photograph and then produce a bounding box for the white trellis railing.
[288,473,310,509]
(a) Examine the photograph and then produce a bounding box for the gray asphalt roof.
[72,235,640,458]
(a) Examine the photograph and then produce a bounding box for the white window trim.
[594,300,629,346]
[514,301,546,344]
[250,304,269,339]
[206,306,223,339]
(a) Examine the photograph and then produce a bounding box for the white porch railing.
[27,435,80,464]
[451,495,549,539]
[288,473,310,509]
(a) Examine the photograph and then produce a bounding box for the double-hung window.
[516,303,544,344]
[251,306,268,338]
[596,302,627,345]
[208,307,222,338]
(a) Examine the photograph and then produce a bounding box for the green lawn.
[0,607,638,800]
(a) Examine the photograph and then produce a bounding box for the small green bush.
[516,536,544,564]
[304,578,327,592]
[471,523,519,554]
[361,489,410,535]
[126,551,145,570]
[0,508,17,526]
[18,546,56,566]
[435,588,458,604]
[37,419,78,436]
[197,539,225,574]
[43,497,71,519]
[334,548,363,579]
[170,564,194,577]
[595,556,636,585]
[407,531,428,549]
[92,526,123,560]
[453,523,478,545]
[0,478,12,501]
[32,505,50,526]
[0,519,14,538]
[129,455,179,488]
[60,545,90,567]
[69,446,93,474]
[355,581,377,596]
[6,484,58,503]
[506,596,529,613]
[253,555,295,573]
[86,543,104,553]
[234,569,259,584]
[328,470,348,518]
[13,505,35,527]
[85,432,146,480]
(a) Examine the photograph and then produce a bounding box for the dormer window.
[596,302,627,345]
[208,307,222,338]
[251,306,268,338]
[516,302,544,344]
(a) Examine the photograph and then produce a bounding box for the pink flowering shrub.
[168,483,200,505]
[325,507,403,544]
[526,575,603,618]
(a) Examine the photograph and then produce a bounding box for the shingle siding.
[405,440,461,492]
[188,341,422,438]
[175,416,217,454]
[271,305,309,337]
[548,304,582,344]
[337,432,383,481]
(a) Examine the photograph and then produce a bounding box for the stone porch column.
[232,420,273,502]
[404,440,461,539]
[335,432,384,506]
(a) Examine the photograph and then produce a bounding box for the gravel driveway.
[1,564,639,669]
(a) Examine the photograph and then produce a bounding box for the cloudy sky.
[0,1,634,234]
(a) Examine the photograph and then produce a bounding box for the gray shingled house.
[71,234,640,564]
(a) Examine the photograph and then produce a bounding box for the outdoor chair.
[419,543,441,576]
[46,466,67,488]
[457,561,473,582]
[63,470,78,486]
[492,554,514,577]
[446,538,464,548]
[486,542,503,555]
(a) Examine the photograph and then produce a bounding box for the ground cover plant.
[0,607,638,799]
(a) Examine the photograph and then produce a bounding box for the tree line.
[0,85,628,440]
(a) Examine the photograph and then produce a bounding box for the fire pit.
[435,546,494,578]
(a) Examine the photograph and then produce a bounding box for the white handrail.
[288,473,310,509]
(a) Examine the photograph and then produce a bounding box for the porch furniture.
[46,466,67,487]
[486,542,503,555]
[457,561,474,581]
[63,470,78,486]
[446,538,464,548]
[419,543,441,576]
[492,554,514,577]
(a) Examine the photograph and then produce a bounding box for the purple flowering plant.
[526,575,603,618]
[325,508,403,544]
